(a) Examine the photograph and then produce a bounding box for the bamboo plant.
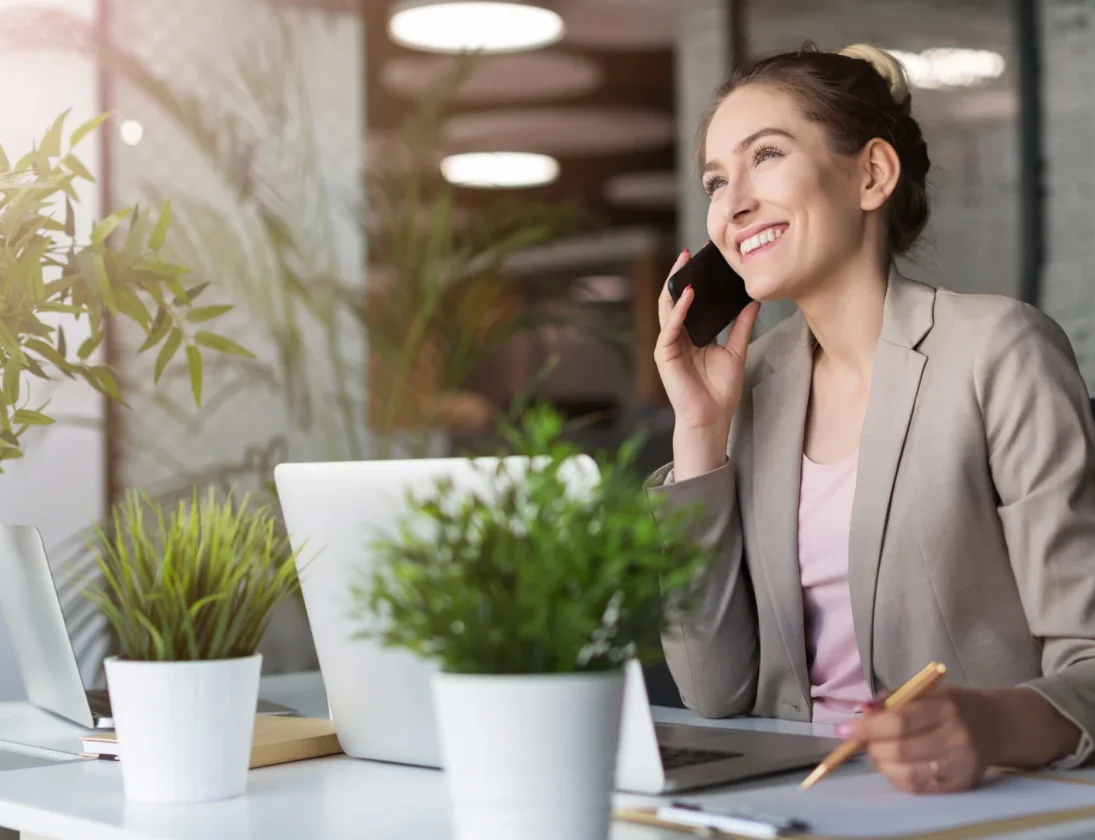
[0,110,251,469]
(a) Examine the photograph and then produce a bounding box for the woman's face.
[703,84,868,303]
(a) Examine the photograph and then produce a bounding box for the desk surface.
[0,672,1093,840]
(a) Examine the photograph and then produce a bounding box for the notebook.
[81,715,343,769]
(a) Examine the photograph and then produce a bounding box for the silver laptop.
[274,456,839,794]
[0,524,295,729]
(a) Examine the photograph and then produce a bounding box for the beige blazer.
[648,271,1095,766]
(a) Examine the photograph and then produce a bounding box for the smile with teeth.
[740,226,786,256]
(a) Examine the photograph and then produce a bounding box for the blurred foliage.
[360,53,612,448]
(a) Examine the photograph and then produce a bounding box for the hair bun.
[839,44,910,109]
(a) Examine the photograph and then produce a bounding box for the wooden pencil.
[800,661,947,790]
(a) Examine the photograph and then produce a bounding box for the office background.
[0,0,1086,701]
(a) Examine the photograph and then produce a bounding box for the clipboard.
[613,771,1095,840]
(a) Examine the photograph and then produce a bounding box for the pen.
[655,802,809,838]
[799,661,947,790]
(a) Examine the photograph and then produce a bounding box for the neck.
[795,253,889,383]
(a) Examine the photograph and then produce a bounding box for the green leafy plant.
[0,109,253,469]
[82,488,305,661]
[357,404,710,675]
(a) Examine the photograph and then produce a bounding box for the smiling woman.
[696,46,929,303]
[648,42,1095,796]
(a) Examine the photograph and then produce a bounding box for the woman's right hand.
[655,248,760,480]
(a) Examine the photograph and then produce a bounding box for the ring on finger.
[927,759,942,790]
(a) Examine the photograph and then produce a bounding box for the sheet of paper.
[679,772,1095,838]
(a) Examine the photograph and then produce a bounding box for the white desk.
[0,672,1093,840]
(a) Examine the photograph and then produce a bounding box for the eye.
[752,145,783,166]
[702,175,727,197]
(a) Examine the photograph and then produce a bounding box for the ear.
[858,138,901,212]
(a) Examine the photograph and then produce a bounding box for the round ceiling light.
[440,151,559,188]
[389,1,564,54]
[886,48,1005,90]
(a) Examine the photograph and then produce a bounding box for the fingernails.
[856,698,883,713]
[685,284,692,293]
[835,723,852,739]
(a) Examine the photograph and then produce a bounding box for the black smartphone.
[666,242,753,347]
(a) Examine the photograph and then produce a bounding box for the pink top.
[797,450,872,724]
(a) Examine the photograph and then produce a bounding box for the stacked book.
[81,715,343,768]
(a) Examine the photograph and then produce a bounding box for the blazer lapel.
[752,317,813,701]
[848,272,935,692]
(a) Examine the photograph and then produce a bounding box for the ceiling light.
[886,48,1005,90]
[440,152,559,188]
[119,120,143,146]
[389,1,564,54]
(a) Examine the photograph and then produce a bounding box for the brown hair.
[697,43,931,257]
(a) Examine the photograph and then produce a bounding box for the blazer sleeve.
[645,456,758,718]
[976,302,1095,768]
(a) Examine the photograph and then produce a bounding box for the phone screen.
[666,242,753,347]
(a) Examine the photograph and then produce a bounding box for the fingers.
[871,758,949,794]
[723,300,760,362]
[843,695,950,743]
[871,753,979,794]
[849,688,985,794]
[656,284,694,354]
[859,695,972,764]
[659,249,691,329]
[866,725,960,764]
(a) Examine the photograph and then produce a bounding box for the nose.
[725,181,759,225]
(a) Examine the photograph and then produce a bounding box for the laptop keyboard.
[659,744,743,771]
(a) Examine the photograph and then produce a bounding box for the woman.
[650,42,1095,794]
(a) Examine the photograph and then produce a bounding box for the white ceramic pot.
[433,669,625,840]
[103,654,262,804]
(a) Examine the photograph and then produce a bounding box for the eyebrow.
[703,127,796,173]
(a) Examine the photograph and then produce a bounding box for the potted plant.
[360,405,710,840]
[80,488,304,804]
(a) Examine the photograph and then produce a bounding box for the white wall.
[0,0,105,700]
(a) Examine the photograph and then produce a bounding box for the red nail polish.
[685,284,692,292]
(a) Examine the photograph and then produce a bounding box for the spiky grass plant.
[82,489,305,661]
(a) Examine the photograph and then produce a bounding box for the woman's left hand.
[837,686,992,793]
